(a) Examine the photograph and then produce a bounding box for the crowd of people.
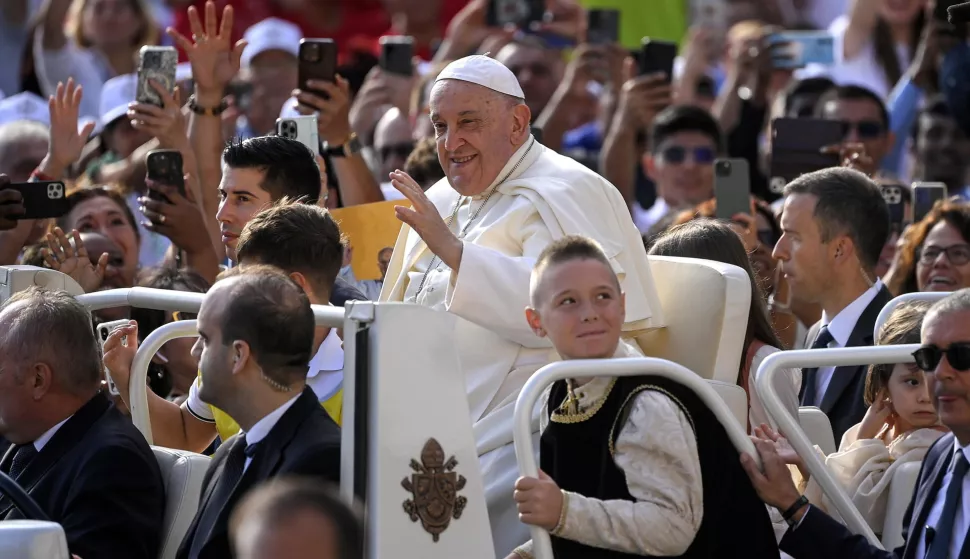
[2,0,970,558]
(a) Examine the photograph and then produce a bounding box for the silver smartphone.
[912,182,948,222]
[768,31,836,69]
[97,319,131,397]
[276,115,320,156]
[714,158,752,221]
[137,46,178,107]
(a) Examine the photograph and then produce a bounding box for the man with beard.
[911,97,970,196]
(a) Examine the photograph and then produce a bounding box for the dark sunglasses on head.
[919,244,970,266]
[912,342,970,372]
[840,119,884,140]
[661,145,717,165]
[379,143,415,161]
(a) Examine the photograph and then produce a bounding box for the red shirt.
[376,0,470,61]
[269,0,390,64]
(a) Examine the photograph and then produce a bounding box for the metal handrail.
[755,345,921,548]
[513,357,759,559]
[873,291,949,339]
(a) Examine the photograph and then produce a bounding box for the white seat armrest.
[152,447,210,559]
[798,407,836,456]
[707,380,748,427]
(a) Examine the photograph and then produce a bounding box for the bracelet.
[781,495,809,522]
[29,169,55,182]
[187,94,229,117]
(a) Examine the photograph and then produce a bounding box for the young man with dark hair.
[815,85,894,172]
[911,96,970,194]
[174,267,340,559]
[632,105,725,233]
[773,167,893,443]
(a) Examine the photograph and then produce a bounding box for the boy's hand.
[514,470,564,531]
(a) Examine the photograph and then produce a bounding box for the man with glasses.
[742,288,970,559]
[815,85,893,174]
[632,105,724,233]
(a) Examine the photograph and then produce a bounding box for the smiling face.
[526,258,625,360]
[917,221,970,292]
[429,79,530,196]
[65,195,139,285]
[216,166,274,261]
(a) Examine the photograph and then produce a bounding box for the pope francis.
[380,55,663,556]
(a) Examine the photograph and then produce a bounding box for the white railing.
[873,291,949,339]
[512,357,759,559]
[755,345,921,548]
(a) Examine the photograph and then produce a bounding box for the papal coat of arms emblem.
[401,438,467,542]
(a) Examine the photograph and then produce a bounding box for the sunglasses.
[840,119,884,140]
[660,145,717,165]
[379,143,415,161]
[172,311,197,322]
[919,245,970,266]
[913,342,970,372]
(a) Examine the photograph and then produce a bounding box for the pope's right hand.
[102,322,139,406]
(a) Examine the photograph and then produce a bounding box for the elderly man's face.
[429,80,530,196]
[923,308,970,441]
[0,300,39,444]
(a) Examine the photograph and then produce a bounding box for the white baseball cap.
[98,73,138,133]
[241,18,302,68]
[434,55,525,99]
[279,96,301,119]
[0,92,49,127]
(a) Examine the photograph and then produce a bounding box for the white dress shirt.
[813,280,883,402]
[914,442,970,558]
[240,393,301,472]
[305,329,344,403]
[632,198,671,234]
[32,416,72,452]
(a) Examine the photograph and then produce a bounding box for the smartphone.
[880,182,908,232]
[639,39,678,81]
[714,159,752,221]
[769,118,843,193]
[587,9,620,45]
[145,150,186,202]
[380,36,414,77]
[136,46,178,107]
[530,125,543,143]
[2,181,69,219]
[98,319,131,397]
[767,32,835,69]
[912,182,947,222]
[486,0,545,28]
[277,115,320,156]
[298,39,338,101]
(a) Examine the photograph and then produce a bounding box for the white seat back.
[0,521,69,559]
[882,460,921,549]
[636,256,751,383]
[707,380,748,426]
[798,407,836,456]
[152,447,210,559]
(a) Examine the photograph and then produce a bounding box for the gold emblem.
[401,438,467,542]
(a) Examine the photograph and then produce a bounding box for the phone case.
[587,9,620,45]
[881,184,907,227]
[5,181,70,220]
[768,32,835,69]
[640,39,678,79]
[769,118,843,192]
[913,183,947,222]
[277,116,320,156]
[714,159,752,220]
[146,150,186,200]
[137,46,178,107]
[298,39,337,97]
[380,36,415,76]
[486,0,545,28]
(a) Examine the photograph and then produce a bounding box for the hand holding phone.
[137,46,178,107]
[146,150,186,203]
[299,39,338,102]
[3,180,69,220]
[0,174,25,230]
[639,39,678,82]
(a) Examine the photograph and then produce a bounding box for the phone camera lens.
[715,161,732,177]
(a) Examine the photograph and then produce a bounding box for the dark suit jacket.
[780,432,961,559]
[176,386,341,559]
[800,285,894,443]
[0,391,165,559]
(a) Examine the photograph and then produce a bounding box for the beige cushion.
[882,460,921,549]
[707,380,749,426]
[635,256,751,384]
[152,447,210,559]
[797,407,836,456]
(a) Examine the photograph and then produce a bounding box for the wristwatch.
[322,133,362,158]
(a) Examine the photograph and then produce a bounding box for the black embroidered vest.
[539,375,780,559]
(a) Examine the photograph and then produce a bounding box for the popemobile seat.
[798,407,837,456]
[882,460,921,549]
[634,256,753,424]
[0,521,69,559]
[152,447,209,559]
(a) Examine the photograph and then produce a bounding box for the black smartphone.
[587,9,620,45]
[769,117,843,194]
[714,159,752,221]
[3,181,69,219]
[380,36,414,76]
[298,39,338,101]
[146,150,186,202]
[486,0,545,28]
[913,182,947,222]
[639,39,678,81]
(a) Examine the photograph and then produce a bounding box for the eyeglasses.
[379,143,415,161]
[913,342,970,372]
[918,245,970,266]
[840,119,884,140]
[660,145,716,165]
[171,311,197,322]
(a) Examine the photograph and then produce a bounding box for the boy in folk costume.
[510,235,779,559]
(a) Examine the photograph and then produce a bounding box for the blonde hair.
[67,0,159,50]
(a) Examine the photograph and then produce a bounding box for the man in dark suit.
[742,288,970,558]
[773,166,892,443]
[0,287,164,559]
[176,267,341,559]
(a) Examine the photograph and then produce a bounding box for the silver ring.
[159,215,166,224]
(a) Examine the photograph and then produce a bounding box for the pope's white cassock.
[380,76,664,559]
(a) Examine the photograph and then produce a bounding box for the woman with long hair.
[886,199,970,294]
[648,219,800,432]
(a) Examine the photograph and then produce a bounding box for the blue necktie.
[802,326,835,407]
[7,445,37,481]
[927,450,969,559]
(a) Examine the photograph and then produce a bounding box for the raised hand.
[167,1,246,95]
[129,82,188,149]
[139,174,211,255]
[295,76,353,145]
[42,227,108,293]
[43,79,96,178]
[102,321,139,408]
[390,169,463,271]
